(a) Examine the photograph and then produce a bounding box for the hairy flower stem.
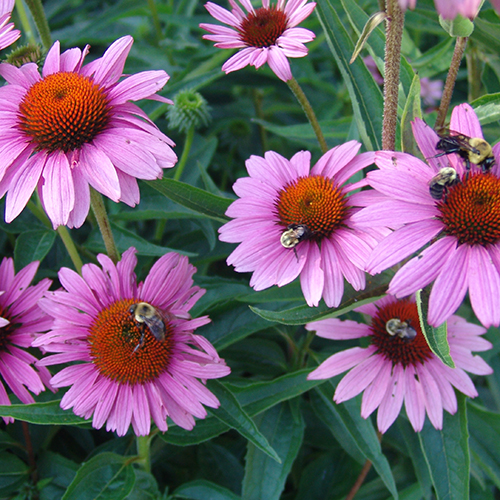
[173,125,195,181]
[435,37,468,130]
[89,188,120,264]
[27,199,83,274]
[287,77,328,154]
[136,435,152,473]
[23,0,52,50]
[14,0,36,45]
[382,0,404,151]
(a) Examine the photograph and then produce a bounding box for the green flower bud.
[167,89,211,133]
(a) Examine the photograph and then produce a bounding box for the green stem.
[173,125,195,181]
[147,0,162,45]
[286,77,328,154]
[26,200,83,274]
[435,36,468,130]
[89,188,120,264]
[382,0,405,151]
[14,0,36,45]
[252,89,269,153]
[23,0,51,50]
[136,435,152,473]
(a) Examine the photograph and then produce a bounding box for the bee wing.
[444,132,481,155]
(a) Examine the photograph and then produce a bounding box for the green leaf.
[350,11,386,63]
[311,384,398,499]
[0,401,87,425]
[250,276,388,325]
[439,14,475,37]
[62,452,135,500]
[207,380,281,463]
[145,178,232,222]
[0,452,29,496]
[172,480,240,500]
[418,393,469,500]
[416,288,455,368]
[160,370,323,447]
[13,230,56,270]
[242,402,304,500]
[401,74,423,156]
[468,402,500,489]
[315,0,383,151]
[472,92,500,125]
[86,222,196,257]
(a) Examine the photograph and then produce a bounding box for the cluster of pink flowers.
[0,0,496,439]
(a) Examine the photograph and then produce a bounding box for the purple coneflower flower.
[0,258,53,423]
[398,0,481,19]
[200,0,316,82]
[33,248,230,436]
[0,0,20,50]
[219,144,380,307]
[307,295,492,433]
[0,35,177,229]
[353,103,500,328]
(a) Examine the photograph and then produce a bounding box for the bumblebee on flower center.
[88,299,174,385]
[370,300,432,367]
[437,171,500,245]
[19,71,111,153]
[276,175,348,248]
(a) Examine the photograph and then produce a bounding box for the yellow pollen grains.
[88,299,173,384]
[19,71,111,153]
[239,6,288,48]
[276,175,348,240]
[438,172,500,245]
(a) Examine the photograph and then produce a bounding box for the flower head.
[0,258,53,423]
[200,0,316,82]
[33,248,230,436]
[307,295,492,433]
[398,0,481,19]
[0,36,177,229]
[353,103,500,328]
[219,144,380,307]
[0,0,20,51]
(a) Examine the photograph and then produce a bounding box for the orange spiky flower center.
[238,5,288,48]
[88,299,174,384]
[19,71,111,153]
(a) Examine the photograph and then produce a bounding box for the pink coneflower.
[33,248,230,436]
[219,144,380,307]
[200,0,316,82]
[0,35,177,229]
[306,295,492,433]
[398,0,481,19]
[0,258,53,424]
[352,103,500,328]
[0,0,20,50]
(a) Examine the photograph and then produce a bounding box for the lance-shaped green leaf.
[207,380,281,463]
[350,11,387,63]
[242,402,304,500]
[0,401,87,426]
[439,14,475,37]
[416,288,455,368]
[250,276,388,325]
[418,393,469,500]
[145,178,232,222]
[401,74,423,157]
[472,93,500,125]
[62,452,135,500]
[315,0,383,151]
[173,480,241,500]
[14,230,56,270]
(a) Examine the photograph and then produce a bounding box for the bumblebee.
[129,302,166,351]
[435,133,495,173]
[280,223,313,249]
[429,167,459,200]
[385,318,417,341]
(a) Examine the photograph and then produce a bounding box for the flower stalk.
[382,0,405,151]
[173,125,195,181]
[287,77,328,154]
[89,187,120,264]
[136,435,152,473]
[23,0,51,50]
[435,36,468,130]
